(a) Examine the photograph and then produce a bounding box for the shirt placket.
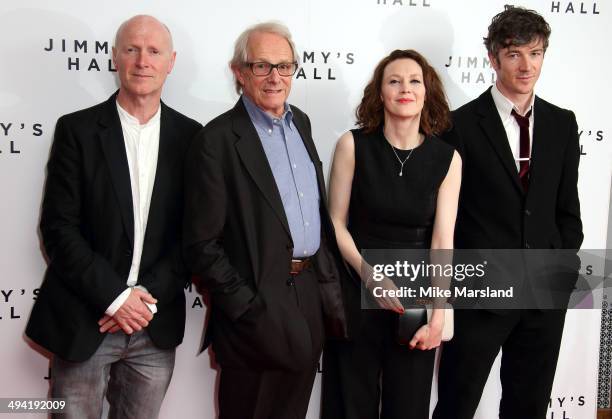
[282,119,310,257]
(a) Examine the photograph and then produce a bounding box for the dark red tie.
[511,109,532,192]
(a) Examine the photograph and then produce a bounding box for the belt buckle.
[290,258,310,275]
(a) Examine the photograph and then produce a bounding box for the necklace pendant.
[387,136,415,178]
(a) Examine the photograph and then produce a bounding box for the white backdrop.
[0,0,610,418]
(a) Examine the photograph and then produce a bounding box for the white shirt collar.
[491,83,535,119]
[116,101,162,128]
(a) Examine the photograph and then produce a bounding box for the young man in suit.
[433,6,583,419]
[183,22,350,419]
[26,15,202,418]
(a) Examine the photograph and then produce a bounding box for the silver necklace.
[388,142,414,177]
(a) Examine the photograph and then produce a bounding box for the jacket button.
[286,277,295,286]
[524,209,531,216]
[125,249,133,257]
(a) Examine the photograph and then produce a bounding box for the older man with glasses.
[183,21,351,419]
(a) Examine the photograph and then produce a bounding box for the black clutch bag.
[396,307,427,345]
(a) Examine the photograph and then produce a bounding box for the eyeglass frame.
[244,61,299,77]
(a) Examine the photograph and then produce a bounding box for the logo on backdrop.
[550,2,600,14]
[578,128,605,156]
[296,50,355,81]
[375,0,431,6]
[0,287,39,321]
[444,55,496,85]
[43,38,115,72]
[0,122,43,156]
[185,282,205,310]
[548,394,587,418]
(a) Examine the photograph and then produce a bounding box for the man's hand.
[98,315,122,333]
[98,288,157,334]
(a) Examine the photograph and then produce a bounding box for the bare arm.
[328,131,404,313]
[431,150,462,250]
[410,150,462,350]
[328,131,361,272]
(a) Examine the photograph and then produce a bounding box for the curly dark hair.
[356,49,450,136]
[484,5,551,60]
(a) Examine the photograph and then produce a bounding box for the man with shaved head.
[26,15,201,418]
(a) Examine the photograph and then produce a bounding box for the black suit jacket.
[183,98,351,372]
[444,88,583,309]
[445,87,583,251]
[26,93,202,362]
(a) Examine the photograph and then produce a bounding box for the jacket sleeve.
[40,116,126,313]
[556,110,583,250]
[137,241,187,308]
[182,130,256,321]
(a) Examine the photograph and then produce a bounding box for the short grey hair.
[229,21,300,94]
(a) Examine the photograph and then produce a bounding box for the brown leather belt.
[290,258,311,275]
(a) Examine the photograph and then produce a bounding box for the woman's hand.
[364,273,405,314]
[408,315,444,350]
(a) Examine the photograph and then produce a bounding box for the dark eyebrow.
[506,46,543,53]
[385,73,423,78]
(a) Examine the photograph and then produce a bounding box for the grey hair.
[114,15,174,51]
[229,21,299,94]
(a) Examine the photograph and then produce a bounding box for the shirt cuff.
[105,288,132,316]
[134,285,158,315]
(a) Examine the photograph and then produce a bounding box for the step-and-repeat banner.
[1,1,610,418]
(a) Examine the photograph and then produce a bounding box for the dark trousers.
[218,266,324,419]
[433,309,566,419]
[219,365,319,419]
[321,309,436,419]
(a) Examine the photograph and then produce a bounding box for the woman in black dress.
[322,49,461,418]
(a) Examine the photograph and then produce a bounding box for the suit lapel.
[232,99,292,238]
[98,94,134,246]
[290,106,328,208]
[528,96,553,194]
[477,89,524,194]
[145,102,175,240]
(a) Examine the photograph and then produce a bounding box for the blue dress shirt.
[242,95,321,258]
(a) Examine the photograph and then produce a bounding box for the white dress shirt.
[105,102,161,316]
[490,83,535,171]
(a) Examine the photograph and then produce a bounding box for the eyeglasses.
[245,61,299,76]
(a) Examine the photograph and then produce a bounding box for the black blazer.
[445,87,582,251]
[183,98,351,372]
[26,93,202,362]
[443,88,583,310]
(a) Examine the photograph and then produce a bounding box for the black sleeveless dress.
[322,126,454,419]
[348,126,454,250]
